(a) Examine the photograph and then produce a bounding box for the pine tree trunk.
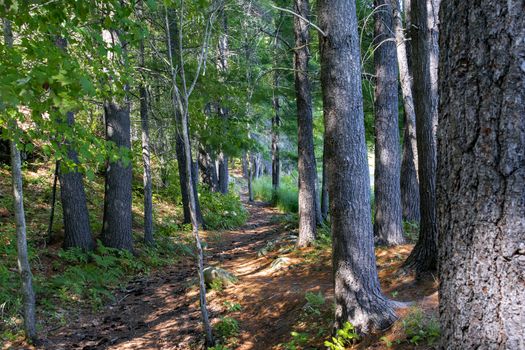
[59,112,94,251]
[393,0,420,223]
[217,10,229,195]
[102,102,134,251]
[318,0,397,333]
[373,0,404,246]
[403,0,439,273]
[294,0,318,247]
[4,19,37,341]
[218,152,228,194]
[438,1,525,348]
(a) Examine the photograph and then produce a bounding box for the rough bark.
[403,0,439,273]
[53,37,94,251]
[294,0,318,247]
[318,0,397,333]
[5,19,37,341]
[101,102,134,251]
[59,112,94,251]
[373,0,405,246]
[198,146,219,192]
[393,0,420,223]
[218,152,228,193]
[437,1,525,349]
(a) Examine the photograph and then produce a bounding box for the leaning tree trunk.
[101,102,134,251]
[59,112,94,251]
[294,0,319,247]
[318,0,397,333]
[403,0,439,273]
[373,0,404,246]
[393,0,420,223]
[437,1,524,349]
[4,19,37,341]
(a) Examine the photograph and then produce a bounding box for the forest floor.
[35,197,438,350]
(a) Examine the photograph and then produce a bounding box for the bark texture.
[294,0,318,247]
[403,0,439,272]
[437,1,525,349]
[59,112,94,251]
[217,10,229,195]
[393,0,420,223]
[101,102,134,251]
[373,0,404,246]
[318,0,397,333]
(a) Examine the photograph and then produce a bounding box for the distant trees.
[437,0,525,348]
[319,0,397,333]
[373,0,404,246]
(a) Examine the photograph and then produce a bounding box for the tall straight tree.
[101,25,133,252]
[437,1,524,348]
[217,8,230,194]
[393,0,420,223]
[55,36,94,251]
[4,18,37,341]
[59,112,95,251]
[318,0,397,333]
[403,0,439,272]
[138,3,154,245]
[294,0,319,247]
[166,8,204,225]
[373,0,404,246]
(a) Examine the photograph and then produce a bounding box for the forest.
[0,0,523,349]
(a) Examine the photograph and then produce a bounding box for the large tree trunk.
[294,0,318,247]
[318,0,397,333]
[437,1,525,349]
[52,37,94,251]
[59,112,94,251]
[4,19,37,341]
[393,0,420,223]
[101,102,134,251]
[373,0,404,246]
[321,150,329,221]
[403,0,439,273]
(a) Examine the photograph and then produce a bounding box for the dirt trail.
[43,200,330,350]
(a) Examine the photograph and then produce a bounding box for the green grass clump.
[252,175,299,214]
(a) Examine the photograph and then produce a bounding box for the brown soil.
[32,200,437,350]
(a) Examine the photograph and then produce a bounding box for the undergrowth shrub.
[214,316,239,340]
[401,307,440,345]
[199,190,248,230]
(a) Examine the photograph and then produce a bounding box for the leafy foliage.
[200,190,248,230]
[214,316,240,340]
[324,322,360,350]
